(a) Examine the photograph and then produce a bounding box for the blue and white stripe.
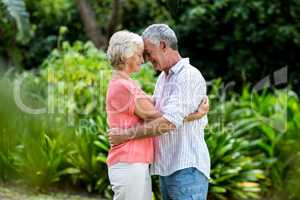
[150,58,210,179]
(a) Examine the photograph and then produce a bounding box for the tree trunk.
[107,0,122,40]
[76,0,106,49]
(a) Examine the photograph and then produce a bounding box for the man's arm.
[109,116,175,146]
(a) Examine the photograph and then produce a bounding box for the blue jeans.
[159,167,209,200]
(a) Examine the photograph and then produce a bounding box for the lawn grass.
[0,183,104,200]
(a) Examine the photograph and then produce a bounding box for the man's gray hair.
[142,24,178,50]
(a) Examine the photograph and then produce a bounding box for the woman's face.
[125,47,144,74]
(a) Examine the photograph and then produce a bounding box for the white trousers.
[108,162,152,200]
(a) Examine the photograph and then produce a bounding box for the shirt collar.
[169,58,189,75]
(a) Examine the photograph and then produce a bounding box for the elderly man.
[109,24,210,200]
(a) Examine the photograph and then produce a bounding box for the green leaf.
[94,141,109,152]
[96,155,107,164]
[210,186,227,193]
[2,0,32,43]
[61,167,81,175]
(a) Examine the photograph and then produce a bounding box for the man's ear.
[159,41,167,52]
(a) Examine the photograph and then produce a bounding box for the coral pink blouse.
[106,75,153,166]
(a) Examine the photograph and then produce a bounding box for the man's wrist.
[124,128,134,140]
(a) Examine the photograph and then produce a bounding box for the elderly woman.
[106,30,209,200]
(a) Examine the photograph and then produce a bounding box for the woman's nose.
[141,56,144,64]
[143,54,148,62]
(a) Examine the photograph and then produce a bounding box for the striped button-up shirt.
[150,58,210,179]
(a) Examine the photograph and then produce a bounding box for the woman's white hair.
[107,30,143,68]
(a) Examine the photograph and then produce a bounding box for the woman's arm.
[134,97,162,122]
[109,96,210,146]
[184,96,209,122]
[134,96,209,123]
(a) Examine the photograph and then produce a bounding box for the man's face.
[143,39,166,71]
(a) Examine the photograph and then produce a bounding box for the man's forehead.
[143,45,151,53]
[143,39,156,47]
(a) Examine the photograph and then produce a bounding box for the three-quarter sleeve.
[108,79,147,116]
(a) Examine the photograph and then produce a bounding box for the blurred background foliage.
[0,0,300,199]
[1,0,299,91]
[0,40,299,200]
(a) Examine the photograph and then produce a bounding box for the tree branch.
[76,0,106,49]
[107,0,122,40]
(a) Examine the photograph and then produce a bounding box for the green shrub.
[0,77,19,181]
[206,80,267,199]
[0,74,74,188]
[206,80,300,199]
